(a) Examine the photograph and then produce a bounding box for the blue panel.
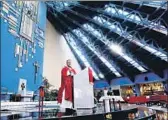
[1,1,46,93]
[135,72,164,84]
[110,77,134,86]
[94,80,109,89]
[37,2,47,30]
[1,19,19,92]
[163,69,168,79]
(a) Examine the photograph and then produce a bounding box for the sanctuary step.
[1,101,59,110]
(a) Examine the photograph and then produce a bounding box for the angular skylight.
[98,73,105,79]
[64,33,99,79]
[104,4,167,35]
[93,16,168,62]
[132,1,167,9]
[46,1,79,11]
[83,23,147,72]
[72,29,122,77]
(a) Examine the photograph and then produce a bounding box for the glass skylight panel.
[72,29,122,77]
[46,1,79,11]
[111,44,147,72]
[63,2,69,7]
[73,29,121,77]
[64,33,99,79]
[131,40,167,61]
[82,22,147,72]
[132,1,167,9]
[93,15,168,62]
[104,5,167,35]
[83,24,102,38]
[99,73,104,79]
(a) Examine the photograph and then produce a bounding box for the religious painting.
[20,12,34,41]
[23,1,39,22]
[20,1,39,41]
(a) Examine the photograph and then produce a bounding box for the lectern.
[73,68,94,109]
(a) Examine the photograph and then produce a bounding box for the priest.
[57,59,94,115]
[57,59,76,115]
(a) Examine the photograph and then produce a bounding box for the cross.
[21,83,25,90]
[33,61,40,84]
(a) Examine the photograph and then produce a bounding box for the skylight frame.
[64,33,99,79]
[104,4,167,35]
[46,1,79,12]
[72,29,122,77]
[93,15,168,62]
[83,23,147,72]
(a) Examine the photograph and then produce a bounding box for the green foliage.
[44,89,58,101]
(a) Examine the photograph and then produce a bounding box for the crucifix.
[21,83,25,90]
[33,61,40,84]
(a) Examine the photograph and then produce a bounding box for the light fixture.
[110,43,123,55]
[99,73,104,79]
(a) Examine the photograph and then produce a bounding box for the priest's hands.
[89,82,93,85]
[67,70,74,76]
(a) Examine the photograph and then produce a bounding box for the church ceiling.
[46,1,168,82]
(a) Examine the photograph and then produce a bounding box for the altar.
[18,79,34,102]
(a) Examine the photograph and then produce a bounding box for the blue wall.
[1,2,47,93]
[134,72,164,84]
[110,77,134,86]
[109,72,165,96]
[110,72,165,86]
[163,69,168,80]
[94,80,109,89]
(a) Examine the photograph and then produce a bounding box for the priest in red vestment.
[58,59,76,109]
[57,59,94,115]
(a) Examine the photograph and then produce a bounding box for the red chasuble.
[58,66,76,103]
[57,67,94,104]
[88,67,93,83]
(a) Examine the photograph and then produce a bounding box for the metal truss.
[45,1,79,12]
[104,3,167,35]
[46,8,100,79]
[64,33,100,79]
[76,3,167,35]
[131,1,167,9]
[51,12,103,80]
[47,2,167,76]
[72,29,122,77]
[54,8,148,72]
[92,15,168,62]
[54,10,128,77]
[63,5,168,61]
[46,1,167,35]
[57,5,167,62]
[60,12,122,77]
[47,4,123,77]
[82,23,147,72]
